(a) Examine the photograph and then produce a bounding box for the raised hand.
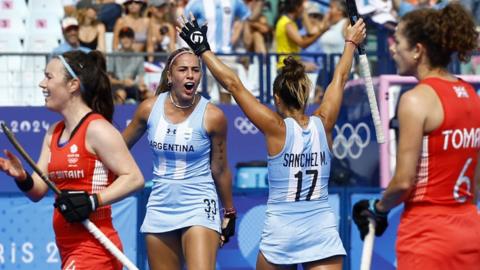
[177,14,210,56]
[0,150,27,180]
[345,18,366,48]
[54,190,99,223]
[352,199,389,240]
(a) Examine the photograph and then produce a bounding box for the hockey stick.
[345,0,385,144]
[1,123,139,270]
[360,217,376,270]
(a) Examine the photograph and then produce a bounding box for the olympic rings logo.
[332,123,370,159]
[234,117,259,135]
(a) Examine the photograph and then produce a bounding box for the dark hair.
[401,3,478,67]
[155,47,198,95]
[273,56,310,110]
[59,50,114,122]
[119,26,135,39]
[279,0,303,14]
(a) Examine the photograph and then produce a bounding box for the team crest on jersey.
[183,127,193,141]
[67,144,79,165]
[452,86,469,98]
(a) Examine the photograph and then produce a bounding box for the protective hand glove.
[221,208,237,245]
[54,190,99,223]
[179,17,210,56]
[352,199,389,240]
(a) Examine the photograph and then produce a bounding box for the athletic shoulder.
[204,103,227,134]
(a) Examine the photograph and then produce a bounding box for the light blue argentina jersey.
[267,117,331,204]
[147,93,212,181]
[184,0,250,53]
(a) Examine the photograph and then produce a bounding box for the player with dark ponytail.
[0,50,144,269]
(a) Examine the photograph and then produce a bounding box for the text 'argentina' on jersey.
[150,140,195,152]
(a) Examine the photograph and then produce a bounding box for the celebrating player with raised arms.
[178,13,365,270]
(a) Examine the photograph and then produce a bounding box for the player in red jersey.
[352,3,480,270]
[0,50,144,270]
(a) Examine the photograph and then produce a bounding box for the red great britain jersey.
[48,113,117,244]
[407,77,480,207]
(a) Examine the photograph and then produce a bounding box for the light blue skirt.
[259,201,346,265]
[140,177,221,234]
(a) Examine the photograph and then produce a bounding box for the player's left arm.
[205,104,234,210]
[86,119,145,206]
[376,87,427,212]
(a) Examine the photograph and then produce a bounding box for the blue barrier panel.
[0,195,138,269]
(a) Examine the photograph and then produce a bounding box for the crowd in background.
[2,0,480,104]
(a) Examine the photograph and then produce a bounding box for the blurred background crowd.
[0,0,479,105]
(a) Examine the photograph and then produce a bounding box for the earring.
[167,81,172,87]
[413,55,419,60]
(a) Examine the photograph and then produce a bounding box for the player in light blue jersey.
[179,14,365,269]
[122,47,236,270]
[184,0,264,103]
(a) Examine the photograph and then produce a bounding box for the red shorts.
[396,204,480,270]
[59,233,123,270]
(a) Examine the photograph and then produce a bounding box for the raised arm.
[122,97,155,148]
[312,19,366,139]
[177,15,284,140]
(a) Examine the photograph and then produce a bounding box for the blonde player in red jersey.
[352,3,480,270]
[0,50,144,270]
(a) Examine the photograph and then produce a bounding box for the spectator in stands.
[178,14,366,270]
[108,27,149,104]
[113,0,151,52]
[318,0,349,56]
[275,0,330,71]
[63,0,80,17]
[353,4,480,269]
[147,0,177,65]
[393,0,446,17]
[76,1,107,52]
[52,17,91,56]
[243,0,272,54]
[96,0,123,32]
[300,2,331,72]
[184,0,264,103]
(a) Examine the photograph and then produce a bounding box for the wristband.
[15,172,34,192]
[223,207,237,218]
[90,193,100,211]
[345,39,359,48]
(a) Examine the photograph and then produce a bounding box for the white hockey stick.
[345,0,385,144]
[1,123,139,270]
[360,217,376,270]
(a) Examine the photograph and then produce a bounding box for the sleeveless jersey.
[48,113,121,266]
[267,116,331,206]
[260,116,345,264]
[407,77,480,207]
[147,92,212,181]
